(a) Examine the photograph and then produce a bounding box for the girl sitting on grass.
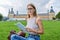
[11,3,44,40]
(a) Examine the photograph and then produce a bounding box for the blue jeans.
[11,34,40,40]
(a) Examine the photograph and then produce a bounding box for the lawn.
[0,20,60,40]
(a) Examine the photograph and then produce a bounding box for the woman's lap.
[11,34,40,40]
[11,34,26,40]
[27,34,40,40]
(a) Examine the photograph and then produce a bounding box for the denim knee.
[26,37,35,40]
[11,34,16,39]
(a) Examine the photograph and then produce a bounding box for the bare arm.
[36,17,44,34]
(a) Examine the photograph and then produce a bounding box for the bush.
[0,13,3,21]
[52,17,56,20]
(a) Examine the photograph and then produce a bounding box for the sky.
[0,0,60,17]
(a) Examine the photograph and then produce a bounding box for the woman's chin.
[29,13,33,15]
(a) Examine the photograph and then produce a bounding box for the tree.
[0,13,3,21]
[56,12,60,19]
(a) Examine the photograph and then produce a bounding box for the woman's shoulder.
[36,16,42,22]
[36,17,42,24]
[36,17,41,21]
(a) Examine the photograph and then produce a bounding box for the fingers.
[25,27,30,32]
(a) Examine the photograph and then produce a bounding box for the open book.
[16,22,31,34]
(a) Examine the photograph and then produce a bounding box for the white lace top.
[26,17,39,35]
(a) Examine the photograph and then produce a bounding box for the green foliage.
[0,13,3,21]
[56,12,60,19]
[52,17,56,20]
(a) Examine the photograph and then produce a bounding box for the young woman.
[11,4,44,40]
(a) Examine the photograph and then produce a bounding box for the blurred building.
[8,6,55,20]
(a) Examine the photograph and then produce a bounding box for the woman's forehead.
[27,6,33,8]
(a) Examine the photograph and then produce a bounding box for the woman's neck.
[30,15,34,18]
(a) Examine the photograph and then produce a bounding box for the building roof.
[14,14,27,16]
[38,13,49,16]
[50,6,55,13]
[14,13,49,16]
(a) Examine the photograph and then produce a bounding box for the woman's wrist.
[33,30,41,34]
[32,29,38,34]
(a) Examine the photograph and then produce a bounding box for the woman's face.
[27,5,35,15]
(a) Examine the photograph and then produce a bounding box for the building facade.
[8,6,55,20]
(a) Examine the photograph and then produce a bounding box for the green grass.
[0,20,60,40]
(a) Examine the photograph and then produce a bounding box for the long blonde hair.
[27,4,37,18]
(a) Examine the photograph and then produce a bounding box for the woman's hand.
[17,31,26,37]
[26,27,35,32]
[17,31,22,35]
